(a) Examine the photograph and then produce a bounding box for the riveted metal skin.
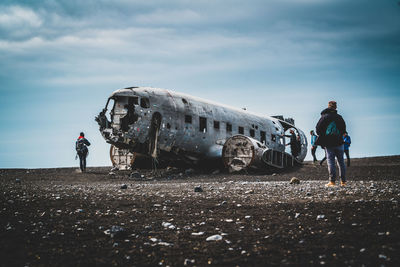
[96,87,307,170]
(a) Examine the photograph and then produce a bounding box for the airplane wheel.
[110,145,136,170]
[222,135,255,172]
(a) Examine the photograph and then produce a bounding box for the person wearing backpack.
[316,101,347,187]
[76,132,91,173]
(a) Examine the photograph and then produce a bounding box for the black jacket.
[76,138,91,154]
[316,108,346,147]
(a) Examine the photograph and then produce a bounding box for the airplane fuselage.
[96,87,307,169]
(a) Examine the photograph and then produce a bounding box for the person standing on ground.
[343,132,351,167]
[76,132,91,173]
[310,130,318,163]
[316,101,347,186]
[285,129,299,158]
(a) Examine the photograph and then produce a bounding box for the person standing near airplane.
[316,101,347,187]
[343,132,351,167]
[286,129,299,158]
[310,130,318,163]
[76,132,91,173]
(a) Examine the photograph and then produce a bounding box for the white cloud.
[0,6,42,28]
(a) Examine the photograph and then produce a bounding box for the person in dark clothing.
[316,101,347,186]
[76,132,91,172]
[286,129,299,158]
[319,152,327,166]
[343,132,351,167]
[310,130,318,163]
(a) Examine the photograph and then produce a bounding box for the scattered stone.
[109,225,127,238]
[15,178,21,184]
[158,241,172,246]
[206,234,223,241]
[108,171,116,176]
[290,177,300,184]
[162,222,176,229]
[378,254,387,260]
[316,215,325,220]
[245,190,254,194]
[295,213,300,219]
[191,232,204,236]
[184,258,195,265]
[120,184,128,189]
[194,186,203,192]
[129,171,141,179]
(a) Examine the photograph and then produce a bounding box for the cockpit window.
[140,97,150,108]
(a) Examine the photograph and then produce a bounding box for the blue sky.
[0,0,399,168]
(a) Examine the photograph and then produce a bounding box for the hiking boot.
[325,181,336,187]
[340,181,346,186]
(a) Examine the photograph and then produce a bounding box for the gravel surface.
[1,156,399,266]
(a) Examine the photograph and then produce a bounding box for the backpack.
[76,139,87,153]
[326,121,340,137]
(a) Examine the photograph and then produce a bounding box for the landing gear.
[109,145,136,170]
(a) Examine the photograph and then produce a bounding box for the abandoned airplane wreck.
[95,87,307,171]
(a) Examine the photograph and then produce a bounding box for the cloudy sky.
[1,0,399,168]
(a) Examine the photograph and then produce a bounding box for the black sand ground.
[1,156,399,266]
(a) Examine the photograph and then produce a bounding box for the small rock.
[245,190,254,194]
[120,184,128,189]
[129,171,141,179]
[316,215,325,220]
[290,177,300,184]
[194,186,203,192]
[184,258,195,266]
[15,179,21,184]
[158,241,172,246]
[206,234,223,241]
[108,171,116,176]
[378,254,387,260]
[109,225,126,238]
[191,232,204,236]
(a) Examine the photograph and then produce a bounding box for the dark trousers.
[344,149,350,166]
[78,152,87,172]
[311,146,317,161]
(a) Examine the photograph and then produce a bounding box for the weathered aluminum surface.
[95,87,307,170]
